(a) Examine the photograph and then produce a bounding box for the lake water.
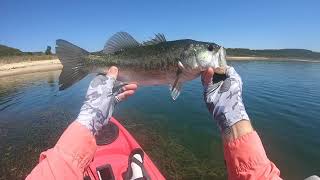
[0,60,319,179]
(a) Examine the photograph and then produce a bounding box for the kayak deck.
[85,117,165,180]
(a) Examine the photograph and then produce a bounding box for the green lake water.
[0,60,319,179]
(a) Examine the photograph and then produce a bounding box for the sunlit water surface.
[0,60,319,179]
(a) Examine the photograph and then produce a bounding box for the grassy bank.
[226,48,320,60]
[0,55,57,64]
[0,44,57,64]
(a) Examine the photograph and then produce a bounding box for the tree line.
[226,48,320,60]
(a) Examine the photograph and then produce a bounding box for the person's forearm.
[203,66,282,179]
[26,121,97,180]
[222,120,282,180]
[222,120,253,142]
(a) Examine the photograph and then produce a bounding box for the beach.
[227,56,270,60]
[0,59,62,78]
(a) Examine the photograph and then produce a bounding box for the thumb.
[106,66,118,79]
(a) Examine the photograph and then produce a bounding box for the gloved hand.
[76,66,137,135]
[202,66,249,132]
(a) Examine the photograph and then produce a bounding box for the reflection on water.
[0,71,60,111]
[0,61,320,179]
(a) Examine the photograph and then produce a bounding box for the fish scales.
[56,32,227,100]
[87,41,184,71]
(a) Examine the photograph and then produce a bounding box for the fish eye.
[208,45,214,51]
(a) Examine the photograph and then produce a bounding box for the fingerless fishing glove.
[76,74,125,135]
[204,67,250,132]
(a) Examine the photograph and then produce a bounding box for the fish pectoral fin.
[169,65,184,100]
[170,70,183,100]
[143,33,166,46]
[170,81,183,101]
[103,32,140,54]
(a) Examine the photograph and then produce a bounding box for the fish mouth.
[196,46,227,72]
[181,45,227,73]
[211,46,226,68]
[212,47,227,74]
[217,47,227,67]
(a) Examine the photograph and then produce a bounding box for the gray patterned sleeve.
[204,67,250,132]
[76,74,125,135]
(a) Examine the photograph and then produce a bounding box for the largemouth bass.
[56,32,227,100]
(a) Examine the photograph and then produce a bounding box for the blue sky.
[1,0,319,52]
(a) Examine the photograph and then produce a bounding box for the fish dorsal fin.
[143,33,166,46]
[103,32,140,54]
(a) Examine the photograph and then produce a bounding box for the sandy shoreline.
[227,56,269,60]
[227,56,320,62]
[0,57,319,78]
[0,59,62,78]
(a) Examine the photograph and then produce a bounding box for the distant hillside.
[226,48,320,60]
[1,44,320,62]
[0,44,56,64]
[0,45,24,56]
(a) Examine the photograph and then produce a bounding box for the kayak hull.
[86,117,165,180]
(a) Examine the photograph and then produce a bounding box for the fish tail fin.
[56,39,90,90]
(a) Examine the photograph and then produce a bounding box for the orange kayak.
[84,117,165,180]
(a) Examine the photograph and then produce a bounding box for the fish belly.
[117,68,176,86]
